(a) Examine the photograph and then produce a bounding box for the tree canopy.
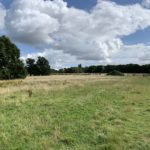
[26,56,51,76]
[58,64,150,74]
[0,36,27,79]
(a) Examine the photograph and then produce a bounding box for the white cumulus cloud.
[1,0,150,65]
[21,48,109,69]
[111,44,150,64]
[142,0,150,8]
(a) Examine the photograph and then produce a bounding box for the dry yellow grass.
[0,75,121,95]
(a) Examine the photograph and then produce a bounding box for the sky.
[0,0,150,68]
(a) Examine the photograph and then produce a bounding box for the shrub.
[107,70,124,76]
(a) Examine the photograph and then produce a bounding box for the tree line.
[58,64,150,74]
[0,36,150,79]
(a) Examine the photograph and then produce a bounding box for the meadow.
[0,75,150,150]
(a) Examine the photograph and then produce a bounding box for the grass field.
[0,75,150,150]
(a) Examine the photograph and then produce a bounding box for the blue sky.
[0,0,150,67]
[1,0,143,8]
[2,0,142,8]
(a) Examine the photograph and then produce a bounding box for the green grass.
[0,76,150,150]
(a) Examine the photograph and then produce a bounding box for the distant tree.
[26,58,40,75]
[104,65,116,73]
[64,67,76,73]
[59,69,64,73]
[58,64,150,74]
[51,69,58,74]
[142,64,150,73]
[78,64,82,68]
[26,57,51,76]
[26,58,35,67]
[77,64,83,73]
[0,36,27,79]
[63,65,84,74]
[94,65,103,73]
[36,56,51,75]
[86,66,97,73]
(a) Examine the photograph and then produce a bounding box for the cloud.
[22,49,76,69]
[111,44,150,64]
[22,49,107,69]
[0,2,6,31]
[3,0,150,64]
[142,0,150,8]
[5,0,61,46]
[22,43,150,69]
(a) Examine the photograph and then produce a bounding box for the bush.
[107,70,124,76]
